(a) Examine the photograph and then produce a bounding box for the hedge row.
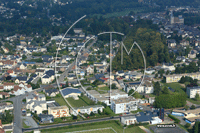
[168,114,180,124]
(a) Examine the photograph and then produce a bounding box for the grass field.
[66,97,88,107]
[53,96,67,106]
[187,98,200,105]
[163,82,185,93]
[40,121,146,133]
[99,86,109,90]
[79,129,115,133]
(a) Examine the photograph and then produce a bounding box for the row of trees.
[1,110,13,124]
[175,62,198,74]
[154,92,187,109]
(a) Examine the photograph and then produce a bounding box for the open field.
[53,96,67,106]
[40,121,146,133]
[187,98,200,105]
[163,82,185,93]
[66,97,88,107]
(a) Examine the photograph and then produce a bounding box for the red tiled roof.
[3,82,14,86]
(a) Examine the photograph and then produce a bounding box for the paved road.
[186,100,200,108]
[57,38,97,84]
[13,95,24,133]
[0,88,43,133]
[22,116,120,132]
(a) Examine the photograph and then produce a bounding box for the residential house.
[180,40,190,46]
[121,116,137,125]
[26,91,46,103]
[167,39,176,47]
[86,65,94,75]
[19,63,27,69]
[15,76,27,83]
[35,69,45,76]
[0,92,10,99]
[41,70,55,84]
[48,106,70,118]
[60,88,81,100]
[26,100,47,114]
[161,62,175,71]
[3,82,14,91]
[38,114,54,123]
[188,50,197,59]
[10,84,32,96]
[45,89,59,97]
[70,105,104,116]
[0,102,13,113]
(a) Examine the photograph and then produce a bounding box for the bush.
[185,123,191,128]
[168,114,180,124]
[128,122,149,128]
[191,105,196,110]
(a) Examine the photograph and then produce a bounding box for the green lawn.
[81,129,115,133]
[163,83,185,93]
[5,131,13,133]
[99,86,109,90]
[187,98,200,105]
[40,120,145,133]
[66,97,88,107]
[53,97,67,106]
[23,119,31,128]
[80,96,94,104]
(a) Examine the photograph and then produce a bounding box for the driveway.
[22,116,38,128]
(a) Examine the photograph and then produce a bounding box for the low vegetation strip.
[168,114,180,124]
[65,127,117,133]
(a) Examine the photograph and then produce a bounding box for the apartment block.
[48,106,70,118]
[111,97,139,114]
[187,86,200,98]
[165,72,200,83]
[70,105,104,116]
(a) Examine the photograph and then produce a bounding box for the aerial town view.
[1,0,200,133]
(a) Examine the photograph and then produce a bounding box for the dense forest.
[154,93,187,109]
[152,0,200,8]
[0,0,157,36]
[109,20,169,70]
[76,17,170,70]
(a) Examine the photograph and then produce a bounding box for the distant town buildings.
[165,72,200,83]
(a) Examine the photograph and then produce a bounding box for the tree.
[195,93,200,101]
[98,109,102,115]
[179,76,185,83]
[191,105,196,110]
[184,123,191,128]
[153,82,161,96]
[162,87,169,94]
[81,93,84,97]
[32,65,37,69]
[111,83,117,89]
[184,105,189,110]
[65,81,69,87]
[72,115,77,120]
[155,73,158,78]
[90,112,95,116]
[166,70,170,75]
[22,55,27,60]
[94,66,97,73]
